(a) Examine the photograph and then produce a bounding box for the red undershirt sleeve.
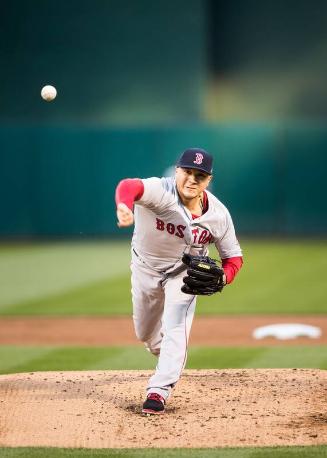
[222,256,243,284]
[115,178,145,211]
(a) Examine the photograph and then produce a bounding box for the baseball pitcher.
[115,148,243,415]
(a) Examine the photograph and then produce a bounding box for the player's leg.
[131,253,165,356]
[146,271,196,400]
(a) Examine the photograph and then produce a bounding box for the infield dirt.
[0,315,326,346]
[0,369,326,448]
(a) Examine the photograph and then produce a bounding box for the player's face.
[175,167,212,201]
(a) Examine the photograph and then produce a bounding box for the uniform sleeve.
[115,179,144,210]
[214,210,243,260]
[136,177,167,208]
[222,257,243,284]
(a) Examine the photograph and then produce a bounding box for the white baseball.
[41,85,57,102]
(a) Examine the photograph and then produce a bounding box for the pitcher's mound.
[0,369,326,448]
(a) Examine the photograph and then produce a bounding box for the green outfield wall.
[0,123,326,237]
[0,0,205,125]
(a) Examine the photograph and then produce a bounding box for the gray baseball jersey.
[132,176,242,271]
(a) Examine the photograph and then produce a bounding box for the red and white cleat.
[142,393,165,415]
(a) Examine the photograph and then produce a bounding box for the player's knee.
[135,328,150,342]
[135,331,161,356]
[144,343,160,356]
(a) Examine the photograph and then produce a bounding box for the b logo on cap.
[194,153,203,165]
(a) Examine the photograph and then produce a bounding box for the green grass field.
[0,239,326,315]
[0,345,326,375]
[0,446,326,458]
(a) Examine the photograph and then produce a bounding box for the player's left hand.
[181,253,226,295]
[117,203,134,227]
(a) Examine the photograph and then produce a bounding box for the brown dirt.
[0,369,326,448]
[0,315,326,346]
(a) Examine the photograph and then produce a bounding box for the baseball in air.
[41,85,57,102]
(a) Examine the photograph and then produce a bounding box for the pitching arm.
[115,178,144,227]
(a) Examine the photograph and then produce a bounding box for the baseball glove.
[181,253,225,296]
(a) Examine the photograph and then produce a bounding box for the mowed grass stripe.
[201,239,327,315]
[1,239,327,315]
[188,346,327,370]
[0,346,153,375]
[0,446,326,458]
[0,242,131,308]
[0,275,132,316]
[0,347,52,373]
[0,346,326,375]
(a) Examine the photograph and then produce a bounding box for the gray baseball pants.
[131,251,196,400]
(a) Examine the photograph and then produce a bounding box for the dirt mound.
[0,369,326,448]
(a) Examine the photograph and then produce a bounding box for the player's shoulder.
[206,189,230,215]
[205,190,235,232]
[138,176,176,207]
[160,176,176,192]
[141,176,175,193]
